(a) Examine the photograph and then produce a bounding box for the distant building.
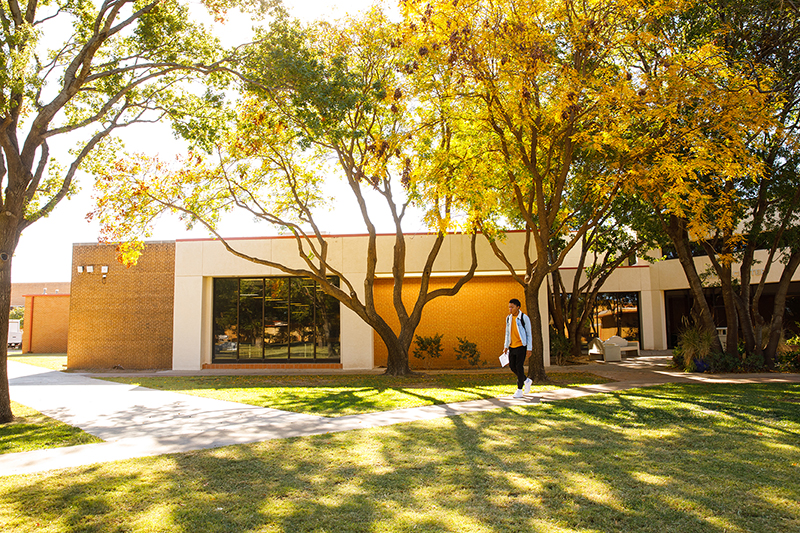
[11,282,70,308]
[21,293,70,353]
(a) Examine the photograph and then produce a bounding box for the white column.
[640,290,668,350]
[339,272,374,370]
[172,275,204,370]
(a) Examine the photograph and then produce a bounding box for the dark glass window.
[212,276,340,363]
[264,278,290,359]
[239,279,264,360]
[213,278,239,360]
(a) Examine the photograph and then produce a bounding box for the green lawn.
[104,372,612,416]
[7,353,67,371]
[0,402,102,455]
[1,383,797,532]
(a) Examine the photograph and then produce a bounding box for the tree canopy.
[396,0,771,379]
[93,8,479,375]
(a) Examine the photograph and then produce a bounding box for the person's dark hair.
[509,298,521,307]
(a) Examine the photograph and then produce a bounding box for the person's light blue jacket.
[504,312,533,351]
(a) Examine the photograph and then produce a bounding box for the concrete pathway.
[2,357,798,477]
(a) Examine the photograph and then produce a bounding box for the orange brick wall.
[372,276,526,370]
[67,241,175,370]
[21,294,70,353]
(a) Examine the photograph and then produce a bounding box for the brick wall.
[372,276,526,370]
[11,282,70,307]
[21,294,70,353]
[67,242,175,369]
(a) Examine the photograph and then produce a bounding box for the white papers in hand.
[499,353,509,367]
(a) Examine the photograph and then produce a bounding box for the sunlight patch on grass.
[564,472,621,508]
[1,402,101,454]
[103,372,612,416]
[0,383,798,532]
[8,354,67,371]
[631,471,670,486]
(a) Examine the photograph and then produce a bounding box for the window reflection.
[239,279,264,359]
[213,278,238,359]
[212,276,340,363]
[264,278,289,359]
[590,292,641,344]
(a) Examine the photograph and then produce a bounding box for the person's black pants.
[508,346,527,389]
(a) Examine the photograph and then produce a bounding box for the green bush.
[742,349,765,372]
[454,337,482,367]
[706,342,767,373]
[675,325,717,372]
[412,334,443,369]
[707,349,742,373]
[549,327,571,366]
[777,334,800,372]
[777,349,800,372]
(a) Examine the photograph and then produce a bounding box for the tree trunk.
[384,341,412,375]
[764,250,800,368]
[568,318,582,358]
[373,320,413,376]
[0,247,13,424]
[525,276,548,383]
[719,266,739,357]
[665,215,723,352]
[548,270,566,335]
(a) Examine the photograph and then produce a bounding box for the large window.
[212,277,341,363]
[589,292,641,345]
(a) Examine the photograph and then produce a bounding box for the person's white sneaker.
[513,389,524,398]
[523,378,532,394]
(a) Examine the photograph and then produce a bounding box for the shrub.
[454,337,482,367]
[675,325,716,372]
[742,348,765,372]
[412,334,443,369]
[777,334,800,372]
[549,327,571,366]
[9,306,23,329]
[777,349,800,372]
[707,349,742,373]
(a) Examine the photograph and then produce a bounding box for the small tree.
[412,333,443,370]
[454,336,481,367]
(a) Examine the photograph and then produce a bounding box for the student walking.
[503,298,533,398]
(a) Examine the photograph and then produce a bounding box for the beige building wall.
[21,294,70,353]
[67,242,175,369]
[173,232,549,371]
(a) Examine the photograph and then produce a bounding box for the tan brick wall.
[67,242,175,369]
[21,294,70,353]
[373,276,526,370]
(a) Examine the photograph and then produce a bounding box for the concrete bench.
[588,338,620,362]
[588,336,639,362]
[605,335,640,357]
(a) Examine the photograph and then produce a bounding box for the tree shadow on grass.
[1,383,798,532]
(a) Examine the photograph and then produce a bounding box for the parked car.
[8,319,22,349]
